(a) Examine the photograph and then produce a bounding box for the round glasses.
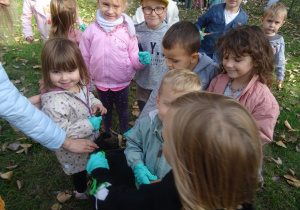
[142,7,165,15]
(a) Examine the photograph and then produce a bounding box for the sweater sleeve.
[21,0,34,39]
[275,36,285,81]
[0,63,66,150]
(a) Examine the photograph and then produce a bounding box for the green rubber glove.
[138,51,151,65]
[123,128,133,137]
[133,163,157,185]
[87,151,109,174]
[79,24,86,31]
[199,30,204,40]
[88,116,102,131]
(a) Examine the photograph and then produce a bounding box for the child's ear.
[260,17,264,24]
[190,52,199,64]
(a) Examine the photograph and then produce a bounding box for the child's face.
[225,0,242,11]
[162,45,198,70]
[260,14,285,36]
[50,69,80,92]
[98,0,126,22]
[156,85,187,122]
[142,0,168,30]
[222,52,253,83]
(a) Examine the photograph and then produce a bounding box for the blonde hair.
[41,38,90,92]
[158,69,202,95]
[50,0,78,39]
[263,2,287,20]
[166,92,261,210]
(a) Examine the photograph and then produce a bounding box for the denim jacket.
[125,110,172,179]
[195,3,248,58]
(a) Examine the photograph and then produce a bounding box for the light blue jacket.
[0,63,66,150]
[125,110,171,179]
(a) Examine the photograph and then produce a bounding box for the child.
[132,0,179,26]
[137,21,218,122]
[135,0,170,111]
[49,0,84,45]
[125,69,202,185]
[195,0,248,61]
[79,0,151,135]
[21,0,85,43]
[207,25,280,145]
[261,2,287,84]
[40,38,107,199]
[87,92,261,210]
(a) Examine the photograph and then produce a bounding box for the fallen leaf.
[19,59,28,64]
[132,105,139,109]
[14,37,20,42]
[286,137,297,143]
[57,190,72,203]
[2,142,9,151]
[13,65,19,69]
[1,171,13,180]
[7,141,20,151]
[51,203,62,210]
[32,65,41,69]
[284,175,300,188]
[288,169,296,176]
[15,148,24,154]
[278,135,285,141]
[263,156,273,162]
[272,176,281,182]
[271,157,282,165]
[6,165,18,170]
[287,180,300,188]
[284,120,298,132]
[17,180,22,189]
[276,141,287,148]
[128,121,135,126]
[32,52,35,57]
[296,144,300,152]
[20,76,25,81]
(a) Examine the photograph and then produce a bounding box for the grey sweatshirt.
[268,34,285,81]
[133,53,219,128]
[135,21,170,90]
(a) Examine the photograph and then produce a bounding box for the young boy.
[135,0,170,112]
[137,21,218,121]
[125,69,202,184]
[261,2,287,84]
[195,0,248,61]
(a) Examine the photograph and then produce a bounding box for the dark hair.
[216,25,275,87]
[162,21,201,55]
[41,38,90,92]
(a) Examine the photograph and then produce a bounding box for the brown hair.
[165,92,261,209]
[41,38,90,92]
[158,69,202,95]
[263,2,287,20]
[216,25,275,87]
[162,21,201,55]
[50,0,78,39]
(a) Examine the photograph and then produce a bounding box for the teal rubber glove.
[138,51,151,65]
[199,30,204,40]
[87,151,109,174]
[133,163,157,185]
[123,128,133,137]
[88,116,102,131]
[79,24,86,31]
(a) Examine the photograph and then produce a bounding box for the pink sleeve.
[128,36,145,70]
[21,0,34,39]
[207,77,217,92]
[79,28,91,70]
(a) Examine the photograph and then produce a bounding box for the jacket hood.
[195,52,218,74]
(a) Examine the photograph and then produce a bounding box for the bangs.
[49,46,78,71]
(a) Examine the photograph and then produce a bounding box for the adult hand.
[61,137,98,153]
[276,79,283,84]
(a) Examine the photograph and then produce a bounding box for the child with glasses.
[134,0,170,111]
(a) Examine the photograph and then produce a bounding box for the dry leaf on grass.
[51,203,62,210]
[7,141,20,151]
[271,157,282,165]
[278,135,285,141]
[284,120,299,132]
[2,142,9,151]
[17,180,23,189]
[286,137,298,143]
[288,169,296,176]
[57,190,72,203]
[272,176,281,182]
[276,141,287,148]
[16,148,24,154]
[32,65,41,69]
[6,165,18,170]
[296,144,300,152]
[284,175,300,188]
[1,171,13,180]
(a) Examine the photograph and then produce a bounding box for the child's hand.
[86,151,109,174]
[26,36,34,43]
[28,94,41,109]
[150,179,162,184]
[133,163,157,185]
[88,116,102,131]
[138,51,151,65]
[199,30,213,40]
[79,24,86,32]
[276,79,283,84]
[93,104,107,115]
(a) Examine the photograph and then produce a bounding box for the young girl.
[21,0,85,43]
[40,38,107,199]
[86,92,261,210]
[79,0,151,135]
[207,25,280,145]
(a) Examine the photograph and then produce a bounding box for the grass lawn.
[0,0,299,209]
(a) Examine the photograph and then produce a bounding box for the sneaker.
[73,190,88,200]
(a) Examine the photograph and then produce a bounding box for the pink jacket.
[207,74,279,145]
[79,21,144,89]
[21,0,83,42]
